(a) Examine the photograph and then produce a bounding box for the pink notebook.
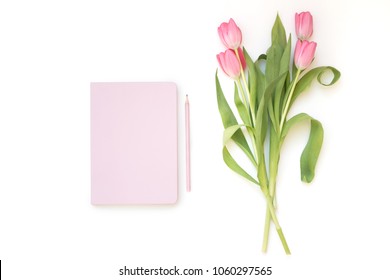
[91,82,178,205]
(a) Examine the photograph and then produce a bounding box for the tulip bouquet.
[215,12,340,254]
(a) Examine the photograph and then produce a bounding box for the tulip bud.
[294,40,317,70]
[295,12,313,40]
[218,18,242,50]
[216,49,241,79]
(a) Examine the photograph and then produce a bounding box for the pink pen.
[185,95,191,192]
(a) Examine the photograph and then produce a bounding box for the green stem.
[235,48,255,125]
[280,69,301,132]
[235,49,259,166]
[261,175,279,253]
[262,130,281,253]
[236,79,250,117]
[236,79,258,165]
[262,207,272,252]
[262,69,302,253]
[236,78,254,127]
[249,133,258,165]
[263,191,290,255]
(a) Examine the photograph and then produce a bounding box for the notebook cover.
[91,82,178,205]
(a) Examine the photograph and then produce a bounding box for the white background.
[1,0,389,279]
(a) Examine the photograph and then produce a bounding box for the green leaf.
[256,72,288,149]
[264,43,284,132]
[234,83,251,126]
[256,54,267,62]
[216,71,256,165]
[223,124,254,147]
[292,63,298,80]
[255,54,267,111]
[279,35,292,76]
[265,44,284,87]
[243,48,257,117]
[223,147,259,185]
[267,98,277,131]
[291,66,341,105]
[216,71,238,128]
[281,113,324,183]
[273,35,291,127]
[255,72,287,187]
[271,14,287,47]
[301,119,323,183]
[281,113,310,139]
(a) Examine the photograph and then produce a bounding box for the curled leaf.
[291,66,341,105]
[282,113,324,183]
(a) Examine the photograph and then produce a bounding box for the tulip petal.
[218,22,229,48]
[295,11,313,40]
[294,40,316,70]
[216,49,241,79]
[217,18,242,49]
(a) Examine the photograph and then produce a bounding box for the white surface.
[0,0,389,279]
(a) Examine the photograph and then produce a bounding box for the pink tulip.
[295,12,313,40]
[218,18,242,50]
[217,49,241,79]
[294,40,317,70]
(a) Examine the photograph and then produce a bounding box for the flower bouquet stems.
[215,13,340,254]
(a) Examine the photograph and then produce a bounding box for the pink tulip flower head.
[294,40,317,70]
[218,18,242,50]
[295,12,313,40]
[217,49,241,79]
